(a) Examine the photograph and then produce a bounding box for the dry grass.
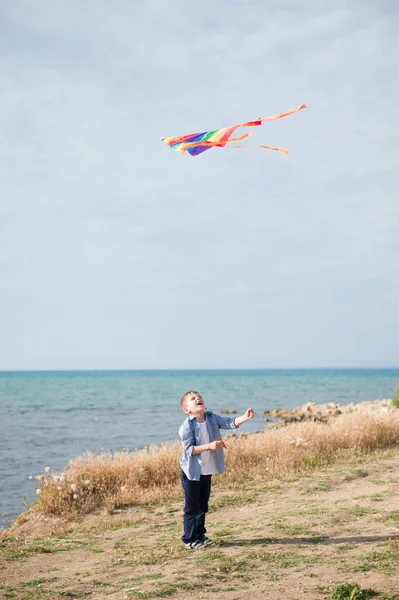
[31,412,399,520]
[223,412,399,486]
[33,442,181,519]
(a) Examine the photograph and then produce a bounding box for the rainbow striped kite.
[162,103,307,157]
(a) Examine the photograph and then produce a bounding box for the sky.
[0,0,398,370]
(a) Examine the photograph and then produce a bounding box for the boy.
[178,390,254,550]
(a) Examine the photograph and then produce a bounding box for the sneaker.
[184,539,208,550]
[184,542,195,550]
[202,536,215,547]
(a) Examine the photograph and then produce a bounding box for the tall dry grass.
[33,412,399,520]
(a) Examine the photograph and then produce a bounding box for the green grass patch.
[9,590,57,599]
[381,511,399,521]
[197,549,249,573]
[126,581,196,599]
[369,493,384,502]
[209,493,257,512]
[335,544,355,553]
[348,469,369,479]
[330,582,377,599]
[90,579,113,587]
[0,536,98,562]
[352,540,399,574]
[273,522,321,537]
[348,505,376,518]
[213,527,235,537]
[246,548,323,568]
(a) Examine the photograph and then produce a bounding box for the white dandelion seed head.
[70,483,77,492]
[73,494,78,500]
[84,480,90,486]
[44,466,50,473]
[53,475,60,482]
[28,475,33,480]
[35,489,42,495]
[59,475,65,482]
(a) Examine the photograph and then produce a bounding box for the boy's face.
[183,392,207,418]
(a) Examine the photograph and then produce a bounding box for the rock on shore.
[265,398,395,426]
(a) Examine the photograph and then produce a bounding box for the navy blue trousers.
[181,470,212,544]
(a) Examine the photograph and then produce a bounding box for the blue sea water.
[1,368,398,528]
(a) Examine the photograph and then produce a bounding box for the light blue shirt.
[178,411,238,481]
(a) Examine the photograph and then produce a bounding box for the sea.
[1,368,398,529]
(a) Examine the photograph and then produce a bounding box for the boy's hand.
[245,408,255,420]
[209,439,225,451]
[233,408,255,427]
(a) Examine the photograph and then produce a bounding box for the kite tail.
[260,103,307,122]
[259,145,289,155]
[225,133,251,143]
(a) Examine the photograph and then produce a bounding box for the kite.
[162,103,307,157]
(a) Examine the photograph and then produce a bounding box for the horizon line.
[1,366,399,373]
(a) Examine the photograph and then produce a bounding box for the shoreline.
[1,397,396,532]
[5,397,397,533]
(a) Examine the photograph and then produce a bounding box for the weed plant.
[331,582,376,599]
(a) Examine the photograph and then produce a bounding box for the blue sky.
[1,0,398,369]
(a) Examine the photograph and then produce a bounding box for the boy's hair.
[181,390,199,409]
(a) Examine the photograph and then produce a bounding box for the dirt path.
[2,452,399,599]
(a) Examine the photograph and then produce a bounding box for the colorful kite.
[162,103,307,157]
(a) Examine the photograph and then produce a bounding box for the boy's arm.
[215,408,255,429]
[179,421,224,456]
[233,408,255,427]
[179,421,196,458]
[192,440,225,454]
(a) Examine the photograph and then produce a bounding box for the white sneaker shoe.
[184,538,213,550]
[202,536,215,547]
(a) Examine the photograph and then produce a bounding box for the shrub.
[392,385,399,409]
[331,582,376,600]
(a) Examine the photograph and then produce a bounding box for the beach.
[2,402,399,598]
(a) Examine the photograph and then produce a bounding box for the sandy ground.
[1,453,399,599]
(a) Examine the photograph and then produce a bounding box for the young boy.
[178,390,254,550]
